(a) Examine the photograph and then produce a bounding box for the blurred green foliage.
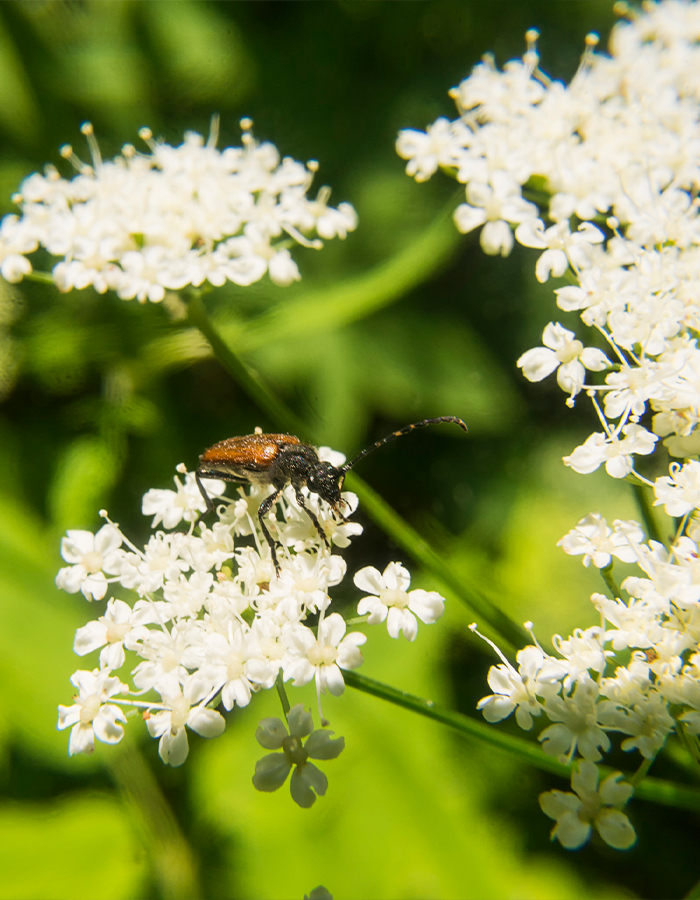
[0,2,695,899]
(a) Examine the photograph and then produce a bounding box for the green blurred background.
[0,2,694,898]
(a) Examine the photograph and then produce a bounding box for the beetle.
[195,416,468,574]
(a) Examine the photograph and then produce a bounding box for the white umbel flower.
[353,561,445,641]
[4,120,357,299]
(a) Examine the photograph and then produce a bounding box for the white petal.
[187,707,226,738]
[353,566,384,594]
[407,590,445,624]
[159,727,189,767]
[517,347,559,382]
[453,204,487,234]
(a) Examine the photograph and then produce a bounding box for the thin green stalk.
[275,671,291,717]
[600,562,621,598]
[23,270,55,285]
[629,754,655,789]
[344,473,529,650]
[343,670,700,813]
[631,481,663,545]
[107,742,199,900]
[344,669,568,774]
[186,291,309,437]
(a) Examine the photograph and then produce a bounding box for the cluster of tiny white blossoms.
[56,446,445,806]
[0,117,357,301]
[400,1,700,850]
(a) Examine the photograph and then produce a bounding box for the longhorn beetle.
[195,416,468,574]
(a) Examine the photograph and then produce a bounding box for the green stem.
[675,721,700,767]
[600,563,621,598]
[345,474,529,650]
[275,671,291,717]
[186,291,310,438]
[23,270,55,284]
[107,742,199,900]
[629,754,655,789]
[187,292,528,650]
[631,481,663,545]
[343,670,700,812]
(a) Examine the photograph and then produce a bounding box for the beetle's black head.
[307,461,345,511]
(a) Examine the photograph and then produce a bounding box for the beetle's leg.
[195,469,216,525]
[295,490,331,551]
[258,487,284,575]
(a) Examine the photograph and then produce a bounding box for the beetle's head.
[307,461,346,514]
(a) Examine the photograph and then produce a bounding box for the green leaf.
[138,1,255,104]
[0,12,40,145]
[0,494,94,768]
[0,795,146,900]
[47,435,121,533]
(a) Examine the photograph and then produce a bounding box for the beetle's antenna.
[341,416,468,473]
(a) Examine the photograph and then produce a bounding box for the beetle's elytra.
[196,416,468,574]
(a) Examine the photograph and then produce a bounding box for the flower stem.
[600,562,621,598]
[343,670,700,812]
[107,742,199,900]
[629,754,655,788]
[630,481,663,545]
[275,671,291,717]
[344,474,529,650]
[186,291,310,438]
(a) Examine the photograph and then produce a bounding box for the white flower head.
[146,674,225,767]
[353,561,445,641]
[57,668,128,755]
[6,120,357,297]
[56,524,123,600]
[517,322,610,400]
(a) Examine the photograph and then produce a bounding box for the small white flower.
[654,460,700,517]
[353,561,445,641]
[56,524,123,600]
[598,690,674,758]
[73,597,148,669]
[283,613,366,695]
[517,322,610,399]
[202,626,276,710]
[454,172,538,257]
[558,513,643,568]
[540,760,636,850]
[57,668,127,755]
[477,645,565,730]
[539,677,610,763]
[142,471,225,529]
[146,674,225,767]
[563,424,657,479]
[396,118,464,182]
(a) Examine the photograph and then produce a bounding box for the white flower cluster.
[400,0,700,850]
[2,118,357,301]
[57,453,445,783]
[398,1,700,458]
[473,502,700,850]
